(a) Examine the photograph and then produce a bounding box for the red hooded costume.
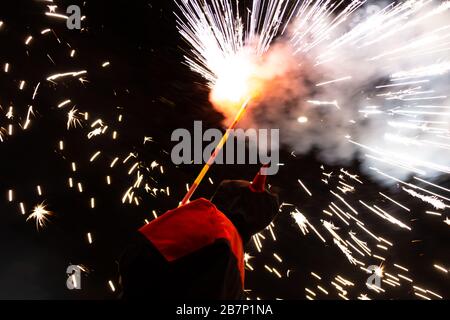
[119,168,278,300]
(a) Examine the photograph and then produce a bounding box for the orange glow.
[209,51,264,119]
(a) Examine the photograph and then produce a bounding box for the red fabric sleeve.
[139,198,245,286]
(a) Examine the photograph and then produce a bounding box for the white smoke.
[244,0,450,184]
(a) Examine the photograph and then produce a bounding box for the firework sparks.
[291,209,326,242]
[67,107,82,130]
[27,203,53,230]
[403,188,446,210]
[298,179,312,196]
[47,70,87,82]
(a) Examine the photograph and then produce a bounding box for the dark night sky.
[0,0,449,300]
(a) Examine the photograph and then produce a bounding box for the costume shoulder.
[121,199,245,299]
[139,199,243,272]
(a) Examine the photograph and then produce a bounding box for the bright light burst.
[175,0,293,115]
[67,107,82,130]
[27,202,53,230]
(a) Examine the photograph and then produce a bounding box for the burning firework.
[174,0,450,300]
[175,0,295,116]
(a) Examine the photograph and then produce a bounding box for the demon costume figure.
[119,168,279,299]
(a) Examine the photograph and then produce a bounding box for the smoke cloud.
[235,1,450,184]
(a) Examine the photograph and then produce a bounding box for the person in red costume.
[119,166,279,300]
